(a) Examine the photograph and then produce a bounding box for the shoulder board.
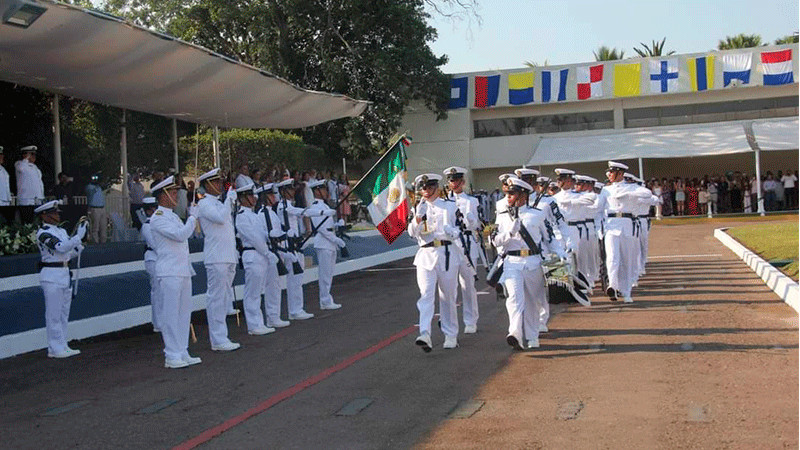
[38,232,60,251]
[154,210,163,215]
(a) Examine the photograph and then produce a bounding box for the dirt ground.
[419,218,798,449]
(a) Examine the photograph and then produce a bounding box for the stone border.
[714,228,799,313]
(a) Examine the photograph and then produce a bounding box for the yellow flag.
[614,63,641,97]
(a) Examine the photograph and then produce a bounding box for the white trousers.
[42,281,72,354]
[242,253,267,331]
[316,248,337,307]
[604,233,638,297]
[262,257,282,324]
[638,218,649,276]
[451,247,479,328]
[158,276,193,361]
[416,263,458,338]
[502,265,546,343]
[281,252,306,315]
[145,260,162,330]
[205,263,235,346]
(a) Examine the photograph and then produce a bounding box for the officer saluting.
[443,166,480,334]
[307,179,345,311]
[194,168,240,352]
[149,175,202,369]
[35,200,87,358]
[140,196,162,333]
[409,173,461,352]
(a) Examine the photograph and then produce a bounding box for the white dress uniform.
[275,193,313,319]
[0,161,11,206]
[196,188,240,349]
[36,217,84,357]
[307,197,343,309]
[408,183,461,350]
[554,188,595,281]
[493,199,558,349]
[533,194,570,250]
[15,157,44,206]
[449,190,480,332]
[150,205,199,364]
[141,215,162,332]
[634,184,661,278]
[258,199,289,327]
[595,179,653,302]
[235,204,278,334]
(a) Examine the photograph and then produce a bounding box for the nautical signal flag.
[649,59,679,93]
[474,75,500,108]
[761,49,794,85]
[449,77,468,109]
[613,63,641,97]
[508,72,534,105]
[722,52,752,87]
[687,55,714,91]
[577,64,603,100]
[541,69,568,103]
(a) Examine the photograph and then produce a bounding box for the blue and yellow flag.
[508,72,534,105]
[687,55,714,91]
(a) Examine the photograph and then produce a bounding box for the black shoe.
[606,286,617,301]
[506,335,523,351]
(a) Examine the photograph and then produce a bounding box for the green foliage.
[718,33,764,50]
[102,0,451,159]
[775,34,799,45]
[727,221,798,281]
[633,38,675,57]
[0,222,39,256]
[593,46,625,61]
[179,128,330,175]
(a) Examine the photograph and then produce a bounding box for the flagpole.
[298,133,408,247]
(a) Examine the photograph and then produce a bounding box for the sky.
[427,0,799,74]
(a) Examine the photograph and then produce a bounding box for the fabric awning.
[0,0,369,129]
[527,117,798,166]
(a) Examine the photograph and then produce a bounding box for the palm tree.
[523,59,549,68]
[718,33,763,50]
[775,33,799,45]
[633,38,675,57]
[593,46,624,61]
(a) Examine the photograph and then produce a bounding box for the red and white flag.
[577,64,604,100]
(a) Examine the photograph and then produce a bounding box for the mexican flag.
[352,135,411,244]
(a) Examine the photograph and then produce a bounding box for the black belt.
[567,220,587,239]
[39,261,68,269]
[421,240,452,271]
[146,247,154,252]
[242,247,255,252]
[607,212,635,219]
[637,215,649,219]
[89,206,104,209]
[607,213,640,236]
[567,220,585,226]
[507,249,540,257]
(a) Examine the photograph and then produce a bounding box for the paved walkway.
[0,219,795,449]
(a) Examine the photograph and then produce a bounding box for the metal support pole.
[52,94,62,183]
[755,148,765,216]
[172,118,179,172]
[120,110,129,223]
[638,157,644,181]
[342,157,346,177]
[213,126,220,168]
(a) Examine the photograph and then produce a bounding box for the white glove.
[188,205,198,218]
[415,201,428,217]
[444,225,460,240]
[76,222,88,240]
[334,237,346,248]
[336,219,345,227]
[75,244,85,253]
[226,188,237,203]
[324,209,337,217]
[510,218,521,235]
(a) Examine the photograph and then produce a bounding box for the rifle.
[454,208,477,277]
[262,205,289,276]
[280,199,304,275]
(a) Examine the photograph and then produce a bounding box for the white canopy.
[527,117,798,166]
[0,0,369,128]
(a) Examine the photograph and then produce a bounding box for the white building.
[402,44,799,191]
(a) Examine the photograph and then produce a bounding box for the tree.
[593,46,625,61]
[102,0,452,160]
[523,59,549,68]
[775,33,799,45]
[633,38,675,57]
[717,33,763,50]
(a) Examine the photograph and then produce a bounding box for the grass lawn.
[726,221,799,281]
[656,213,798,226]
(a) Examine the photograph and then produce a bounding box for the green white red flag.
[352,135,411,244]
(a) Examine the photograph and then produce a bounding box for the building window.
[473,111,614,138]
[624,96,798,128]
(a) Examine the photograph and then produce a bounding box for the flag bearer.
[409,173,461,352]
[36,200,86,358]
[307,179,345,311]
[140,196,162,333]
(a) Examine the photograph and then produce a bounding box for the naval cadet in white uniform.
[234,184,277,336]
[140,197,162,333]
[256,183,291,328]
[307,179,345,311]
[493,178,562,350]
[195,168,241,352]
[275,179,314,321]
[36,200,86,358]
[409,173,461,352]
[15,145,44,206]
[595,162,654,303]
[149,176,202,369]
[0,146,11,207]
[443,166,480,334]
